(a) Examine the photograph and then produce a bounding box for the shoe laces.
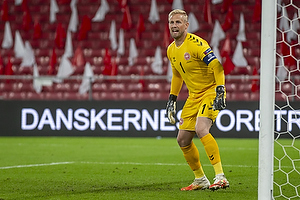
[194,176,209,185]
[213,174,226,184]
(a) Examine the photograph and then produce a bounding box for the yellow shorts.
[179,93,219,131]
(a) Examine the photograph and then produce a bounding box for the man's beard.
[171,31,183,40]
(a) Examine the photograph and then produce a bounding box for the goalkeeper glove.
[166,94,177,124]
[213,85,226,111]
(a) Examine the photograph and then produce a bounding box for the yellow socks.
[193,165,205,179]
[180,134,224,178]
[200,133,224,175]
[180,141,204,178]
[213,162,224,175]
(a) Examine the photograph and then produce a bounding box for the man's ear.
[185,22,189,29]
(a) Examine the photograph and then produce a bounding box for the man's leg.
[177,130,210,191]
[201,133,229,190]
[195,117,229,190]
[200,133,223,175]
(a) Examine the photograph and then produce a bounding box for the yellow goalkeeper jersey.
[167,33,224,97]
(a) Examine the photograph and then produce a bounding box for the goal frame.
[258,0,277,199]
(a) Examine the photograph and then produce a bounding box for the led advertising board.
[0,101,299,138]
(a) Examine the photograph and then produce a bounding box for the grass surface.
[1,137,259,199]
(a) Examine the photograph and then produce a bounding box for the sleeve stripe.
[203,52,217,65]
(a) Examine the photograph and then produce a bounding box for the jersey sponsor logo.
[204,48,212,55]
[184,52,190,60]
[203,52,217,65]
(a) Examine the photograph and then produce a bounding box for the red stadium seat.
[119,92,138,100]
[7,92,27,100]
[95,92,119,100]
[225,83,237,93]
[108,82,125,92]
[0,83,13,92]
[147,83,165,92]
[230,92,250,101]
[44,92,64,100]
[53,83,71,93]
[27,92,44,100]
[250,92,260,101]
[127,82,144,92]
[92,82,107,92]
[238,83,253,92]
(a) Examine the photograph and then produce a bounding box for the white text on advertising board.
[21,108,300,132]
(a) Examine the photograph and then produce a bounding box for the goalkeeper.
[166,9,229,191]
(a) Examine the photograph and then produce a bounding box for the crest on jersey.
[179,118,184,125]
[184,52,190,60]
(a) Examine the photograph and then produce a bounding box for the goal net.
[273,1,300,199]
[258,0,300,199]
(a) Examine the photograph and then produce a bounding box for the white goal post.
[259,0,300,199]
[258,0,276,199]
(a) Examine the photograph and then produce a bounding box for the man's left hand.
[213,85,226,111]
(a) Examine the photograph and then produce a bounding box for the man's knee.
[195,126,209,138]
[195,117,212,138]
[177,130,195,147]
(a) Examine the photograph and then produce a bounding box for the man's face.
[168,14,188,40]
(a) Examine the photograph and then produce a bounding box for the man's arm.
[166,67,183,124]
[210,60,226,110]
[170,67,183,96]
[210,59,225,87]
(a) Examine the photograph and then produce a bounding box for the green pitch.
[0,137,259,200]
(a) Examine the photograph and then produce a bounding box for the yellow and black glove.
[166,94,177,124]
[213,85,226,111]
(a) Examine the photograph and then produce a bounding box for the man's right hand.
[166,94,177,124]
